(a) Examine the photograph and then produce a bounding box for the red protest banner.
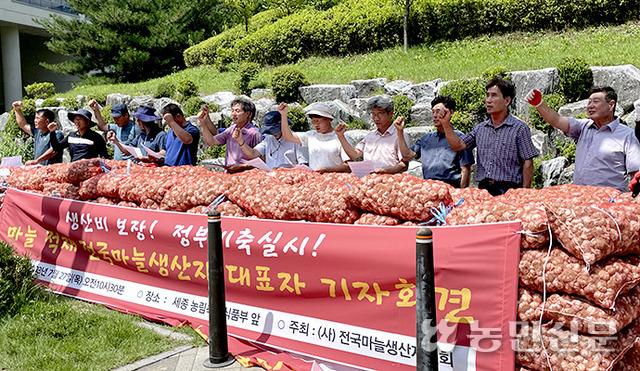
[0,188,520,370]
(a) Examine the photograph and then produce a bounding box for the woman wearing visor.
[110,105,166,164]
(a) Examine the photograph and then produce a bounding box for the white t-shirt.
[297,130,350,170]
[254,135,308,169]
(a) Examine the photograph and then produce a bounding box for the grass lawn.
[0,293,205,371]
[58,21,640,100]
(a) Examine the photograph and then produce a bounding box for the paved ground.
[113,345,263,371]
[112,323,263,371]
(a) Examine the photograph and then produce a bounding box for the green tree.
[224,0,259,33]
[37,0,232,83]
[395,0,415,53]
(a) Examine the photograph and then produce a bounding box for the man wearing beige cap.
[279,102,349,173]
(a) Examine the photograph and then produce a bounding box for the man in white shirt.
[335,95,409,174]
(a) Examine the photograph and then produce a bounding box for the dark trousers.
[440,178,461,188]
[478,179,521,196]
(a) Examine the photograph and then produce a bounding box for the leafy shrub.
[24,82,55,100]
[214,48,239,72]
[287,105,309,132]
[528,93,567,134]
[187,0,638,67]
[198,144,227,164]
[0,131,34,160]
[40,97,61,107]
[392,95,415,125]
[248,73,269,91]
[100,105,114,125]
[154,82,176,99]
[346,120,369,130]
[0,241,42,318]
[183,9,280,68]
[556,138,576,164]
[450,111,476,134]
[235,1,401,65]
[6,98,35,139]
[235,62,261,95]
[61,98,81,110]
[176,79,199,101]
[482,66,510,81]
[182,97,207,117]
[558,56,593,102]
[532,154,553,189]
[439,78,486,114]
[86,93,107,106]
[72,75,116,88]
[207,102,221,112]
[270,66,309,102]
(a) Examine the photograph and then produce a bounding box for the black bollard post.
[203,210,235,368]
[416,227,438,371]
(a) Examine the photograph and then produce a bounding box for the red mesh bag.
[118,174,179,204]
[447,196,549,249]
[7,167,48,190]
[41,181,81,200]
[320,172,361,187]
[283,179,359,224]
[519,247,640,309]
[140,199,160,210]
[78,171,124,200]
[519,286,640,335]
[544,285,640,335]
[348,174,451,221]
[546,202,640,266]
[267,168,320,184]
[215,200,248,217]
[224,169,287,219]
[117,200,139,208]
[542,184,621,203]
[354,213,400,226]
[160,173,228,212]
[45,159,102,184]
[89,197,119,205]
[515,321,636,371]
[449,187,492,204]
[186,201,248,217]
[154,165,212,178]
[518,287,545,323]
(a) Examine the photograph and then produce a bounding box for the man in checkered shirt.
[439,76,538,196]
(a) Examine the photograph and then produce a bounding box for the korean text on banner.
[0,188,520,371]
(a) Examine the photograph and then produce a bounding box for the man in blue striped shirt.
[440,77,538,195]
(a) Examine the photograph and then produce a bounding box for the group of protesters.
[11,75,640,195]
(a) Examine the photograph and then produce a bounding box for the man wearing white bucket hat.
[279,102,350,173]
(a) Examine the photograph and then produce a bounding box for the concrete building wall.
[0,0,79,112]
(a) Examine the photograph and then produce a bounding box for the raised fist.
[232,127,243,143]
[88,99,100,111]
[334,122,346,136]
[525,89,543,107]
[393,116,405,131]
[629,171,640,195]
[277,102,289,116]
[12,101,22,111]
[197,105,209,122]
